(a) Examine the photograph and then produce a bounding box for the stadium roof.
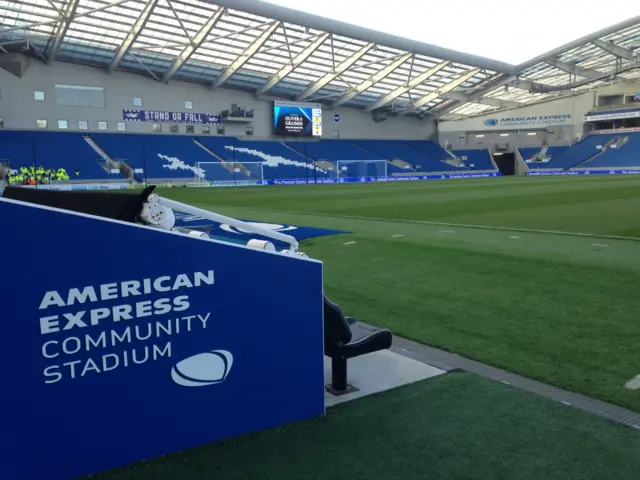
[2,0,640,119]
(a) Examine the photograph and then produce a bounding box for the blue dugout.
[0,186,325,480]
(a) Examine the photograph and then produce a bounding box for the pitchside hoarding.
[0,198,325,480]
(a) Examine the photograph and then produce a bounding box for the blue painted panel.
[0,198,325,480]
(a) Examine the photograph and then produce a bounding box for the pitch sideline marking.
[625,374,640,390]
[343,241,357,245]
[592,243,608,247]
[392,234,404,238]
[190,203,640,243]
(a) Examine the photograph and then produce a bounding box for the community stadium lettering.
[483,114,571,128]
[38,270,215,384]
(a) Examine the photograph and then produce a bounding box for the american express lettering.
[37,270,215,384]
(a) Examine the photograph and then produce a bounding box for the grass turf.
[161,175,640,412]
[94,373,640,480]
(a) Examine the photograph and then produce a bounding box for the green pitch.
[95,373,640,480]
[163,175,640,412]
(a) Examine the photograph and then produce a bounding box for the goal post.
[336,160,388,180]
[196,161,264,184]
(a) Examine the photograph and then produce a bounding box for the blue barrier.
[16,172,503,191]
[205,172,502,187]
[0,197,325,480]
[526,169,640,176]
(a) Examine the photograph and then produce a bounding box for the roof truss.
[162,6,226,82]
[1,1,639,119]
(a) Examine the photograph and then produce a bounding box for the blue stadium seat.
[520,146,571,170]
[287,140,382,162]
[0,130,34,165]
[451,150,495,170]
[198,137,329,180]
[580,133,640,168]
[92,133,216,180]
[1,130,122,180]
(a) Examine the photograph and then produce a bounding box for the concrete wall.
[0,60,436,140]
[438,92,596,150]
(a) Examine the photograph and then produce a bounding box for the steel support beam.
[592,39,636,60]
[441,91,523,109]
[163,7,225,82]
[515,15,640,71]
[108,0,159,73]
[212,21,279,89]
[296,42,374,101]
[255,32,330,96]
[206,0,515,74]
[546,58,602,80]
[1,0,132,36]
[365,60,449,112]
[399,68,480,115]
[46,0,80,62]
[528,60,640,93]
[431,74,520,118]
[333,53,411,107]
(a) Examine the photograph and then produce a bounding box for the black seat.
[323,295,393,394]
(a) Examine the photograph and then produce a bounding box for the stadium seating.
[356,140,432,165]
[323,294,392,393]
[520,146,570,170]
[451,149,495,170]
[0,130,121,180]
[519,134,640,170]
[0,131,504,184]
[286,139,383,162]
[579,133,640,168]
[539,134,627,170]
[198,137,330,180]
[0,130,34,165]
[407,140,454,160]
[92,133,214,180]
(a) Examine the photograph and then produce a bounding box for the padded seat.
[323,296,392,394]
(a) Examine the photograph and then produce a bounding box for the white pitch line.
[592,243,608,247]
[392,234,404,238]
[343,241,357,245]
[190,202,640,243]
[625,374,640,390]
[509,236,520,239]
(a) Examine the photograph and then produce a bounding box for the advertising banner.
[526,169,640,176]
[584,109,640,122]
[123,109,221,124]
[0,198,324,480]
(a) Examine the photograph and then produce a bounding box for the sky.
[263,0,640,65]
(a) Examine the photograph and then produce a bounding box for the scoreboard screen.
[273,104,322,137]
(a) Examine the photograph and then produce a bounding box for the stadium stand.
[286,139,383,162]
[0,130,122,180]
[198,137,330,180]
[356,140,430,165]
[579,133,640,168]
[521,134,640,170]
[0,130,503,184]
[519,146,571,169]
[91,133,213,180]
[451,149,495,170]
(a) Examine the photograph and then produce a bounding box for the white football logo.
[220,222,297,234]
[171,350,234,387]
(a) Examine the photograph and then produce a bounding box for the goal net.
[196,161,264,184]
[336,160,388,180]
